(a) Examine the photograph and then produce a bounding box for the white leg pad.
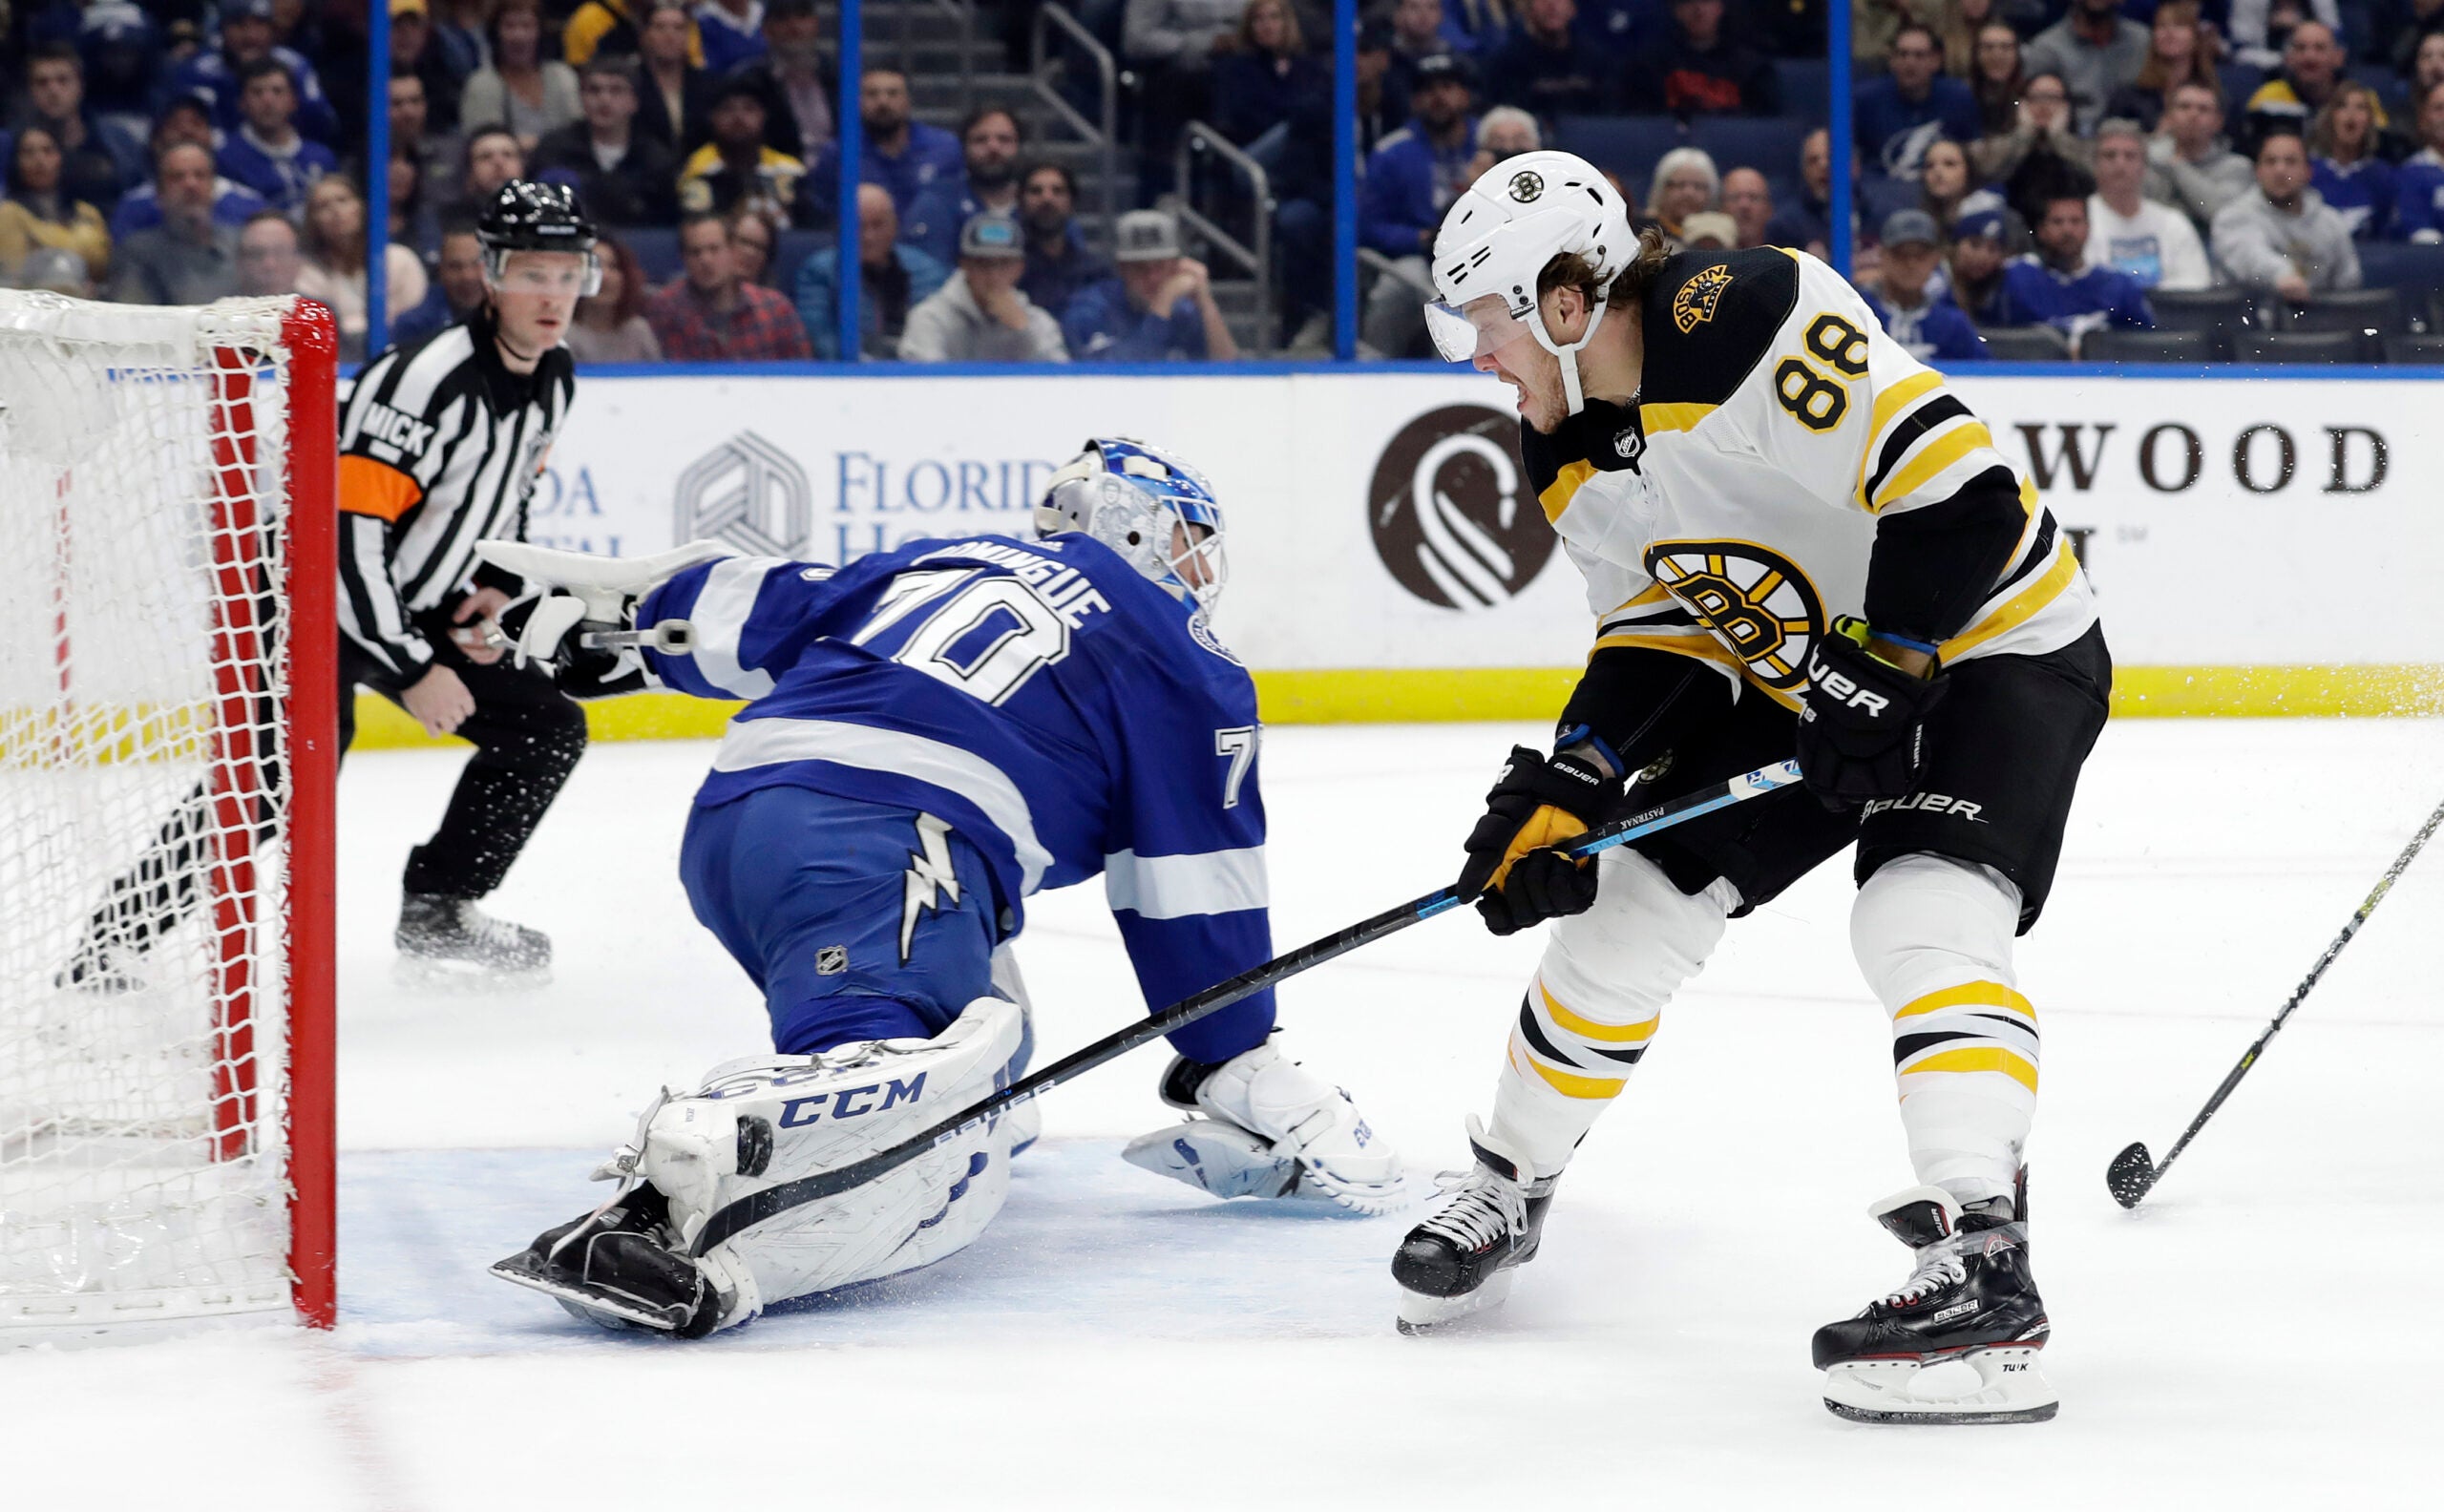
[638,994,1025,1329]
[1851,853,2035,1208]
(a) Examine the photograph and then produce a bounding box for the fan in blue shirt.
[212,58,336,215]
[1862,210,1988,364]
[1994,194,2156,339]
[1854,25,1983,178]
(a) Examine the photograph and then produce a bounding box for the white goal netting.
[0,293,328,1333]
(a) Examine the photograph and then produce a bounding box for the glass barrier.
[25,2,2437,368]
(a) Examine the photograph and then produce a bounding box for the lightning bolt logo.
[900,813,961,962]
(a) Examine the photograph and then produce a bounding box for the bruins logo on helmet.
[1643,539,1823,697]
[1670,264,1737,334]
[1508,170,1545,203]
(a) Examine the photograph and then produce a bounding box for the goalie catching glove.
[1455,734,1626,935]
[1797,618,1949,808]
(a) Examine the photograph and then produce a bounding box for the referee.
[337,181,596,984]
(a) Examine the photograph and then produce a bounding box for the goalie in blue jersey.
[487,438,1405,1335]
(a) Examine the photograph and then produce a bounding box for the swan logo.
[1367,406,1556,610]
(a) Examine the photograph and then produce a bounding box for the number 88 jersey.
[1526,247,2098,713]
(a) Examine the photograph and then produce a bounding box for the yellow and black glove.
[1456,741,1624,936]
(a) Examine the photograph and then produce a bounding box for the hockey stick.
[687,758,1805,1255]
[2107,791,2444,1208]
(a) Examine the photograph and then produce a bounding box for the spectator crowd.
[5,0,2444,363]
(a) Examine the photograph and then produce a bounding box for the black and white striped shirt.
[336,306,577,679]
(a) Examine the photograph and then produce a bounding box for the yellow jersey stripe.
[1538,981,1660,1043]
[1640,402,1717,435]
[1899,1046,2039,1094]
[1896,976,2033,1020]
[1854,370,1947,504]
[1941,539,2080,661]
[1539,459,1598,524]
[1607,582,1676,615]
[1872,419,1997,513]
[1893,979,2036,1021]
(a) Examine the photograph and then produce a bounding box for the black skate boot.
[490,1186,730,1337]
[395,893,552,987]
[1812,1181,2056,1424]
[1391,1118,1559,1334]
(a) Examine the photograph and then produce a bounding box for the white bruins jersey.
[1528,247,2096,711]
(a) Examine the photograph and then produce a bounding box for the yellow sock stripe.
[1509,1033,1628,1100]
[1898,1046,2039,1094]
[1893,979,2035,1022]
[1537,980,1658,1044]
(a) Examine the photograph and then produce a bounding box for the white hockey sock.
[1486,849,1734,1176]
[1852,853,2037,1208]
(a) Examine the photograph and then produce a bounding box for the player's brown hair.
[1536,225,1673,314]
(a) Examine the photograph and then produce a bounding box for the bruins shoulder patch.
[1638,249,1801,408]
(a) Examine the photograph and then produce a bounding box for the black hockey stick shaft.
[689,758,1804,1255]
[2113,791,2444,1206]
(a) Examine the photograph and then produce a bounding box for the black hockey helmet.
[476,180,602,294]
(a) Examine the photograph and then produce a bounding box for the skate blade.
[392,953,553,994]
[1822,1346,2057,1424]
[1395,1267,1516,1336]
[488,1251,681,1333]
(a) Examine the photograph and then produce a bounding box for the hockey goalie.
[488,439,1403,1335]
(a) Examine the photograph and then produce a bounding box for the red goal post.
[0,293,335,1334]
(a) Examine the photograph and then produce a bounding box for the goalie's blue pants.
[679,787,1000,1055]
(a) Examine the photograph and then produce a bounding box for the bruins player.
[1393,152,2108,1424]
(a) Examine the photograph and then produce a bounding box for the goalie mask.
[1422,150,1633,417]
[1034,438,1229,608]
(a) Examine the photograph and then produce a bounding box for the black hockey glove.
[1456,740,1625,936]
[1797,618,1949,809]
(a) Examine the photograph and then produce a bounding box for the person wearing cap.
[899,209,1068,363]
[678,74,809,226]
[1862,210,1988,363]
[171,0,340,145]
[647,208,814,359]
[902,107,1025,268]
[795,182,949,359]
[107,98,271,242]
[1994,190,2156,339]
[2085,117,2211,291]
[1361,51,1480,355]
[1622,0,1780,117]
[1676,210,1738,251]
[1944,204,2013,322]
[1062,209,1239,362]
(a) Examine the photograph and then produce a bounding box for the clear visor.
[486,248,603,298]
[1423,292,1536,364]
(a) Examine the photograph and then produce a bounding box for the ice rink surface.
[11,717,2442,1508]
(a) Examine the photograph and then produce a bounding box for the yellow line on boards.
[338,663,2444,751]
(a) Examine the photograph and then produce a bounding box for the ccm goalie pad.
[492,994,1025,1334]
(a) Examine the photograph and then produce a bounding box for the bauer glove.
[1796,617,1949,809]
[1456,739,1623,935]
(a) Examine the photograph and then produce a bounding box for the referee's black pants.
[341,609,589,901]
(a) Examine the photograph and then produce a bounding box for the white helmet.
[1422,150,1635,416]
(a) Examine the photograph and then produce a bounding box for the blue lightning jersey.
[640,534,1273,1025]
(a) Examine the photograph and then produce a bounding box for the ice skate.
[1812,1184,2056,1424]
[1391,1118,1558,1334]
[394,893,553,988]
[1122,1040,1405,1214]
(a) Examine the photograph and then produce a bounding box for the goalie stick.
[2108,790,2444,1208]
[685,759,1805,1256]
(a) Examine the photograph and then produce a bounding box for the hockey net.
[0,293,335,1334]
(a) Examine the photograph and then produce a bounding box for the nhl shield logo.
[1612,428,1644,465]
[1507,170,1545,203]
[814,945,849,976]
